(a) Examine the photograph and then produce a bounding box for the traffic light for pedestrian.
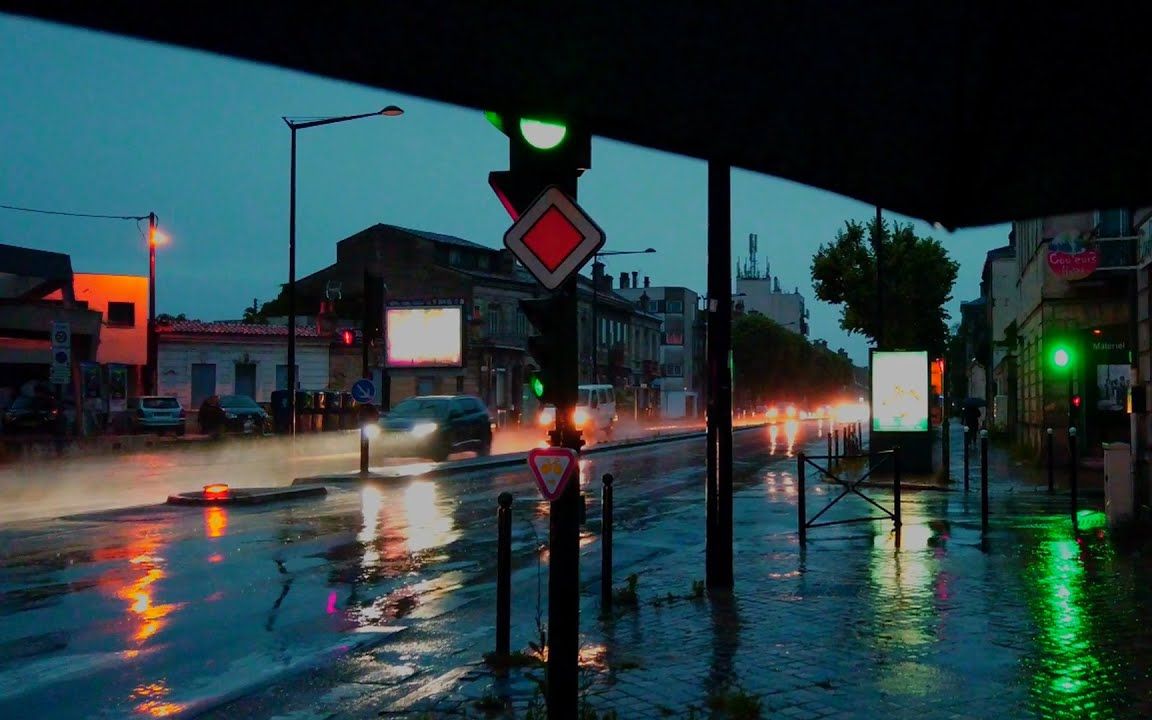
[487,110,591,220]
[1072,394,1082,409]
[341,329,355,346]
[520,297,567,407]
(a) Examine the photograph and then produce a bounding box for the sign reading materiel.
[527,446,578,501]
[50,321,71,384]
[504,186,605,290]
[871,350,930,432]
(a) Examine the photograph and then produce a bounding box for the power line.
[0,203,148,221]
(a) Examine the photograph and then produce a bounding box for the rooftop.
[156,320,324,338]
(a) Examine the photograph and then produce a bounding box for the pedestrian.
[962,403,982,449]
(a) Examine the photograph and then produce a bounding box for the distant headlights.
[410,422,439,438]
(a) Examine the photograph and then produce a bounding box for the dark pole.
[980,430,989,534]
[873,206,884,350]
[600,473,614,614]
[893,445,902,530]
[797,452,807,544]
[495,492,513,659]
[286,123,298,438]
[942,360,951,480]
[591,256,598,384]
[147,212,158,395]
[963,424,970,492]
[706,160,733,590]
[1070,426,1079,525]
[381,283,391,411]
[1047,427,1055,491]
[361,269,371,379]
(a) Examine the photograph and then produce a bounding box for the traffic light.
[341,329,355,346]
[520,297,567,407]
[487,110,591,219]
[1072,394,1082,409]
[1046,335,1076,371]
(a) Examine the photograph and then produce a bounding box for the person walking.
[962,403,983,450]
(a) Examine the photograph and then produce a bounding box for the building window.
[1097,209,1131,238]
[107,301,135,328]
[487,304,503,335]
[667,300,683,313]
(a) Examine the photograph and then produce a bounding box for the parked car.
[216,395,271,435]
[2,395,64,435]
[128,396,186,435]
[377,395,492,461]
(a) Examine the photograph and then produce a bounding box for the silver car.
[128,395,186,435]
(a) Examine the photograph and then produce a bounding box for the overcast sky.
[0,14,1010,365]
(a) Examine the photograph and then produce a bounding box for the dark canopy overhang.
[3,2,1151,229]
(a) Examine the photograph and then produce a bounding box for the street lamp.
[591,248,656,383]
[283,105,403,437]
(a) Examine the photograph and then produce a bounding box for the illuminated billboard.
[871,350,929,432]
[386,306,463,368]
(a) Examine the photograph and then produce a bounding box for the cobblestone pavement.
[394,426,1152,719]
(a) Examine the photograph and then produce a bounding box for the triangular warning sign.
[527,447,578,501]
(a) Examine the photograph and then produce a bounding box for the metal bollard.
[980,429,989,535]
[1046,427,1054,492]
[1069,427,1079,524]
[826,427,833,458]
[600,474,614,613]
[359,426,370,474]
[496,492,513,659]
[962,425,970,492]
[834,427,841,459]
[797,453,807,544]
[893,445,902,530]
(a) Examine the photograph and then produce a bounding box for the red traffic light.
[341,329,355,346]
[1072,395,1082,408]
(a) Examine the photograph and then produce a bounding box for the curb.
[166,485,328,506]
[293,423,770,486]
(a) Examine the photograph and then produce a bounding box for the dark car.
[217,395,271,435]
[2,395,63,435]
[378,395,492,461]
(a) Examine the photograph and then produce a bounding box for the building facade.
[157,321,330,410]
[616,277,703,417]
[288,224,661,423]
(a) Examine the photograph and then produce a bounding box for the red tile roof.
[156,321,324,338]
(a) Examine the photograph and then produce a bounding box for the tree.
[732,313,855,407]
[810,217,959,357]
[156,313,187,323]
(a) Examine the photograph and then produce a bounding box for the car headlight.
[410,422,438,438]
[573,408,590,427]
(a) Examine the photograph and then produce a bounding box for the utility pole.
[873,206,884,351]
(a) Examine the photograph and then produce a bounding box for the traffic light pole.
[546,278,583,720]
[706,160,734,590]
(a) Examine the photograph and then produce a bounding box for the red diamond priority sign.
[527,446,578,501]
[503,186,605,290]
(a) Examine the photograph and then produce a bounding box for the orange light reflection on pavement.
[204,506,227,538]
[130,680,185,717]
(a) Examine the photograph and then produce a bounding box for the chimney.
[644,276,651,288]
[632,271,639,288]
[619,272,630,289]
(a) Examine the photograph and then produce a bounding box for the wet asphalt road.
[0,420,813,719]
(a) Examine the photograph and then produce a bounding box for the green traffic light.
[530,375,545,398]
[519,118,567,150]
[1052,348,1071,368]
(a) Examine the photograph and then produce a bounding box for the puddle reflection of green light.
[1076,510,1108,530]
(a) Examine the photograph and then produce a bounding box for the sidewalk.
[385,428,1152,719]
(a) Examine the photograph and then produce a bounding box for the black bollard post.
[834,427,841,460]
[1069,427,1079,525]
[1046,428,1055,492]
[962,425,970,492]
[600,474,614,613]
[496,492,513,659]
[893,445,902,530]
[980,430,989,535]
[826,426,832,458]
[359,426,370,474]
[797,453,807,544]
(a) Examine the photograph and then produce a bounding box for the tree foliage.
[732,313,856,407]
[810,218,959,357]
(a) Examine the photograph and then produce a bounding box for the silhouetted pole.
[600,474,614,613]
[1069,427,1079,525]
[980,430,989,535]
[496,492,513,659]
[1046,427,1055,492]
[706,160,734,590]
[963,425,970,492]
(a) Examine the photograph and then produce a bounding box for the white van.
[537,384,618,437]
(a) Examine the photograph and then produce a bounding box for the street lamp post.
[147,212,158,394]
[283,105,403,437]
[591,248,655,383]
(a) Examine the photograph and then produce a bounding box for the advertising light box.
[386,306,463,368]
[871,350,929,432]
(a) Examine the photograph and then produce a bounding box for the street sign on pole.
[350,378,376,404]
[504,186,605,290]
[50,321,71,385]
[527,446,578,501]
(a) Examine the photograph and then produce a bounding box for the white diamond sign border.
[503,186,606,290]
